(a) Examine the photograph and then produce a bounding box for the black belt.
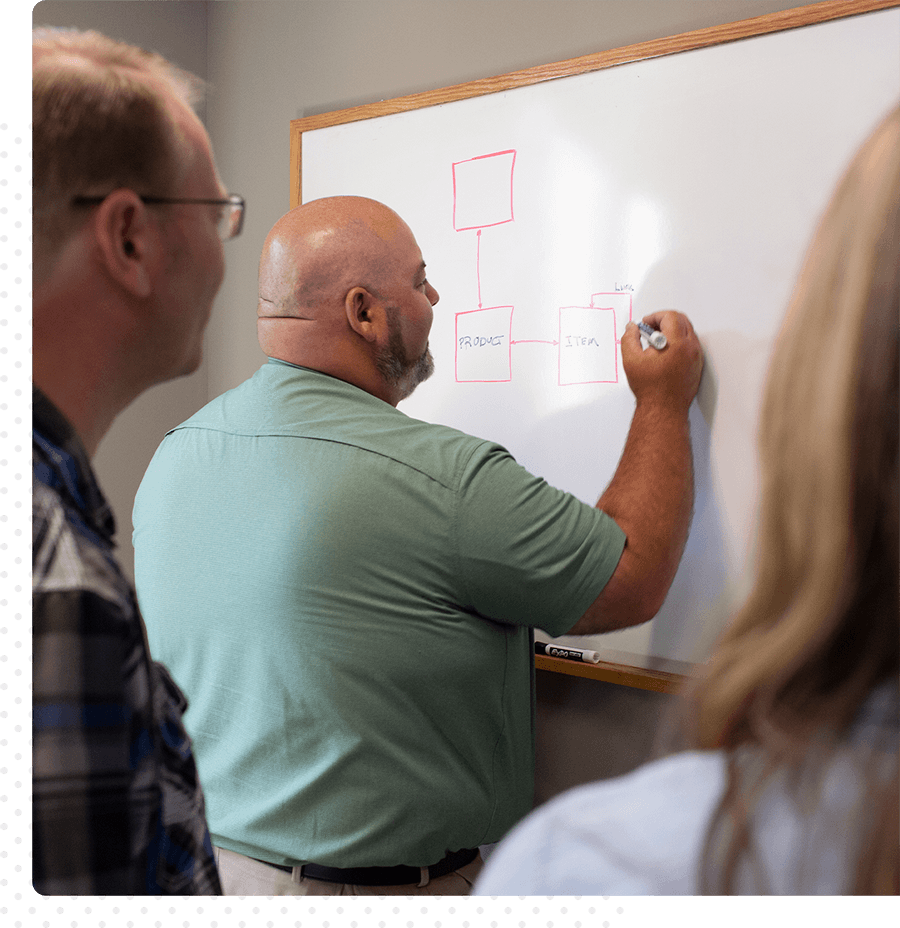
[251,846,478,886]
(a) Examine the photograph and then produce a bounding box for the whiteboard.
[296,6,900,670]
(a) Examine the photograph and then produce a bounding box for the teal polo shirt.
[133,359,625,868]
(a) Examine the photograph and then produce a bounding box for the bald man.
[133,196,703,895]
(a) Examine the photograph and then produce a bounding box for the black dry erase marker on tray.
[534,641,601,664]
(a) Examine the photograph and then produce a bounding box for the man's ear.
[345,286,385,342]
[91,189,158,298]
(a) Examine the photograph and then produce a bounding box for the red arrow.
[510,339,558,345]
[476,229,483,308]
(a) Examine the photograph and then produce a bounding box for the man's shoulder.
[354,408,500,486]
[158,361,502,485]
[165,364,269,435]
[33,478,131,615]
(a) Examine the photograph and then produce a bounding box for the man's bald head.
[256,196,439,406]
[257,196,415,320]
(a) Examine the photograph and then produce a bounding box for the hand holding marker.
[637,321,667,350]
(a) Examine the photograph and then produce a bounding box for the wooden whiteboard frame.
[290,0,896,208]
[288,0,897,690]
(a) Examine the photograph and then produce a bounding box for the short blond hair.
[32,28,205,279]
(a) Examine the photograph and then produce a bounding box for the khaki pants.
[213,846,483,896]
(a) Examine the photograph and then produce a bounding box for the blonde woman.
[475,105,899,896]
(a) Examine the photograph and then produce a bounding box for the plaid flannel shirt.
[32,387,221,895]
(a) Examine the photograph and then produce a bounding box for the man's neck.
[32,352,135,459]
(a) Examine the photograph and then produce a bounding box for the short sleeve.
[454,443,625,635]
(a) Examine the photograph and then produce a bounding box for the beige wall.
[34,0,830,799]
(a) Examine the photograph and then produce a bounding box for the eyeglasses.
[73,193,246,241]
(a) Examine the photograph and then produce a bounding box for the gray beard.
[376,310,435,401]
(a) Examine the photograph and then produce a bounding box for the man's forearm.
[567,311,703,636]
[600,398,694,595]
[570,401,695,634]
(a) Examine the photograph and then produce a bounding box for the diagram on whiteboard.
[451,149,633,386]
[300,6,900,668]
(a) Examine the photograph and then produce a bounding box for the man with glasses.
[32,27,243,894]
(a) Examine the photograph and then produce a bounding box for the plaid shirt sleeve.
[33,477,221,895]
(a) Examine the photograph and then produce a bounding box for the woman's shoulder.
[475,750,727,896]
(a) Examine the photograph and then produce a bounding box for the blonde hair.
[32,28,205,279]
[684,106,900,893]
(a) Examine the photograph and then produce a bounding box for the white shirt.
[474,685,898,895]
